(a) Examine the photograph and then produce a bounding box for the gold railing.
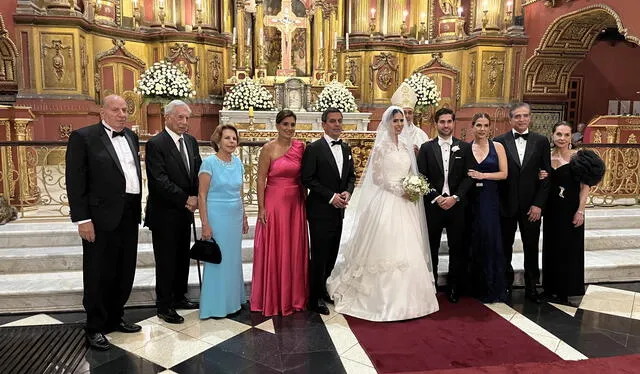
[0,141,637,220]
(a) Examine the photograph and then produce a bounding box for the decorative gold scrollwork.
[42,40,72,81]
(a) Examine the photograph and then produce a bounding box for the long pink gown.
[250,140,309,316]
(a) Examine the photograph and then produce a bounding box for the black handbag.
[190,222,222,264]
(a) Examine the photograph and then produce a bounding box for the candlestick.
[158,0,166,29]
[196,0,201,11]
[507,0,513,12]
[133,0,141,30]
[403,10,408,21]
[344,54,353,87]
[482,0,488,12]
[458,6,463,17]
[370,8,376,18]
[420,12,426,23]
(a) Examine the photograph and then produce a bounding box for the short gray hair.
[508,102,530,118]
[164,100,192,115]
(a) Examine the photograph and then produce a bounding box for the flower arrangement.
[312,81,358,113]
[402,174,430,203]
[404,73,441,109]
[222,79,275,111]
[134,61,196,100]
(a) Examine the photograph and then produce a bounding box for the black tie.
[331,139,342,146]
[514,132,529,140]
[178,138,190,175]
[104,125,125,138]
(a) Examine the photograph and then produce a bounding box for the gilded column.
[306,13,313,75]
[352,0,370,35]
[312,4,325,83]
[386,0,406,36]
[254,1,264,68]
[412,0,429,40]
[473,0,502,32]
[236,2,246,70]
[323,12,331,72]
[222,0,232,34]
[336,0,345,36]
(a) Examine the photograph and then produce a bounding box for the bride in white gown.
[327,106,439,322]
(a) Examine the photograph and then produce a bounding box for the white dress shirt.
[512,128,529,165]
[324,134,343,178]
[438,136,452,196]
[165,127,189,172]
[102,121,140,194]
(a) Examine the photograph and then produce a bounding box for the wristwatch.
[452,195,460,202]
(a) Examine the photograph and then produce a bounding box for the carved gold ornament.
[42,40,72,81]
[370,53,399,92]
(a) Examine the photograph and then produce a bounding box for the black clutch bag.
[190,223,221,264]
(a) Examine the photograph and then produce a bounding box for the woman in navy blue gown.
[467,113,509,303]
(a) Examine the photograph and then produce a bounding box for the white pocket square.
[455,156,462,159]
[348,155,352,160]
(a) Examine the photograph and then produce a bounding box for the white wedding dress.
[326,106,439,322]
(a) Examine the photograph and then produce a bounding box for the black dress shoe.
[447,288,459,304]
[86,332,111,351]
[173,298,199,310]
[525,289,542,304]
[310,299,330,315]
[115,320,142,333]
[157,308,185,324]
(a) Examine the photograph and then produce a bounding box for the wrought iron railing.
[0,141,637,220]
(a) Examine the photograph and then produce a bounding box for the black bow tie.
[514,132,529,140]
[104,125,125,138]
[331,139,342,146]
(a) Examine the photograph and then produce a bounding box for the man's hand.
[413,144,419,154]
[438,196,457,210]
[78,221,96,242]
[185,196,198,212]
[572,210,584,227]
[528,205,542,222]
[331,193,348,208]
[340,191,351,203]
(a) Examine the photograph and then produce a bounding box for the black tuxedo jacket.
[417,137,474,204]
[301,138,356,220]
[144,130,202,229]
[494,130,551,217]
[66,123,142,231]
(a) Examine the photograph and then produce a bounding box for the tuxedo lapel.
[431,140,444,175]
[504,132,521,168]
[319,139,341,180]
[448,138,459,174]
[340,143,349,183]
[124,130,142,181]
[521,136,535,169]
[99,127,125,177]
[163,131,190,178]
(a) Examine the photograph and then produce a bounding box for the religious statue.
[440,0,460,16]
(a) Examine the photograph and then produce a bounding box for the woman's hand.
[257,209,267,225]
[468,169,484,180]
[201,224,213,240]
[572,210,584,227]
[538,170,549,180]
[243,216,249,234]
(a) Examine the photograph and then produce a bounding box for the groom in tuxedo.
[417,107,473,303]
[302,108,356,315]
[495,102,550,303]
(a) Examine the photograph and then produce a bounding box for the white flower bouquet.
[404,73,441,109]
[134,60,196,100]
[402,174,430,202]
[222,79,275,111]
[312,81,358,113]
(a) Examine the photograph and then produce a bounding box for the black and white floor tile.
[4,283,640,373]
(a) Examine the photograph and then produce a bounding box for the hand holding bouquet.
[402,174,430,202]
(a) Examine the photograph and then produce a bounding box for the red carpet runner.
[344,295,560,373]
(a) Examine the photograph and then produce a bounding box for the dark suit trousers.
[308,217,342,302]
[425,203,467,290]
[501,212,541,289]
[83,194,139,333]
[151,215,192,311]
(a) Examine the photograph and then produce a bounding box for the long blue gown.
[198,155,246,318]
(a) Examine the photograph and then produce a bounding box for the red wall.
[571,40,640,124]
[0,0,16,39]
[524,0,640,59]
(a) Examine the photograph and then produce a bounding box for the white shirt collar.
[165,127,183,143]
[438,136,452,146]
[512,128,529,137]
[324,133,340,146]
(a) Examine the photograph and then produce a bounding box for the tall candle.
[482,0,488,11]
[370,8,376,18]
[458,6,463,17]
[260,31,264,46]
[232,27,236,44]
[133,0,138,8]
[319,31,323,48]
[159,0,165,8]
[506,0,513,12]
[420,12,426,23]
[345,33,349,50]
[334,31,337,49]
[196,0,201,11]
[403,10,408,21]
[247,27,251,46]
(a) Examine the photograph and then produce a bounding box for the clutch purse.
[190,222,221,264]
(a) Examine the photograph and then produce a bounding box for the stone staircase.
[0,207,639,314]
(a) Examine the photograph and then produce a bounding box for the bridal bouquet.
[402,174,430,202]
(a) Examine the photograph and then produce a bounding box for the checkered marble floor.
[3,284,640,373]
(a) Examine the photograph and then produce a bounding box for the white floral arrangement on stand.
[402,174,430,203]
[222,79,275,111]
[312,81,358,113]
[404,73,441,110]
[134,60,196,100]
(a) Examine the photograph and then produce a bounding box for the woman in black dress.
[467,113,509,303]
[540,122,604,304]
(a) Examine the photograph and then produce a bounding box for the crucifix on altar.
[264,0,307,76]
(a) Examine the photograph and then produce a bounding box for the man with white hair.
[145,100,202,324]
[391,82,430,152]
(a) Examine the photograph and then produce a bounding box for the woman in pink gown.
[250,110,309,316]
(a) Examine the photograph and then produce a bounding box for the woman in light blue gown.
[197,125,249,318]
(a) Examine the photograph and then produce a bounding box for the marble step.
[2,249,640,314]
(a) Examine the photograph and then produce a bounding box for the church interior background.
[1,0,640,373]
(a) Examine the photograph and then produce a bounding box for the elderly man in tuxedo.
[495,102,550,303]
[302,107,356,315]
[417,107,473,303]
[66,94,142,350]
[145,100,202,324]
